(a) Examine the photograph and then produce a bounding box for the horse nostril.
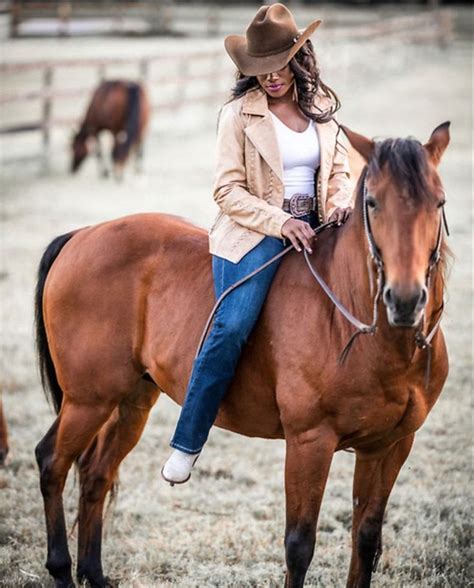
[419,287,428,306]
[383,287,393,306]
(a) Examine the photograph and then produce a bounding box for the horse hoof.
[54,578,75,588]
[77,573,118,588]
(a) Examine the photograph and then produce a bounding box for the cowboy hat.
[224,3,321,77]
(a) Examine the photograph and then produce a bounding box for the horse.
[35,121,450,587]
[0,398,9,466]
[71,80,150,179]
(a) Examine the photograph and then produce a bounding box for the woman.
[162,3,353,484]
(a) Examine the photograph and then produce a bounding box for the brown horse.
[71,80,150,179]
[35,122,450,587]
[0,398,9,466]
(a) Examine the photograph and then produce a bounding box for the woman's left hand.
[328,207,352,226]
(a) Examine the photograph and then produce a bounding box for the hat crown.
[246,4,299,58]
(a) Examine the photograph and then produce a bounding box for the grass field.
[0,10,472,587]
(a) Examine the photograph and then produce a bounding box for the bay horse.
[35,122,450,587]
[71,80,150,179]
[0,398,9,466]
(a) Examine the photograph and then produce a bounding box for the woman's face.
[256,65,294,99]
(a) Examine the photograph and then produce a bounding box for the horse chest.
[335,381,430,451]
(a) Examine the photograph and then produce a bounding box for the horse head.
[71,130,90,173]
[342,123,450,328]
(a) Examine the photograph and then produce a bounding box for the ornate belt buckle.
[289,193,311,217]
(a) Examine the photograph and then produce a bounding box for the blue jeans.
[170,235,285,454]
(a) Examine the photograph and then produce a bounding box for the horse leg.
[346,434,415,588]
[112,134,125,182]
[36,401,115,587]
[284,428,338,588]
[134,141,144,174]
[76,381,160,587]
[95,135,109,178]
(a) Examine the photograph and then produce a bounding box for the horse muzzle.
[383,284,428,327]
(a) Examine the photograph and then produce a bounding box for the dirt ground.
[0,8,472,588]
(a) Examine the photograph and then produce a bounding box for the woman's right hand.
[281,218,315,254]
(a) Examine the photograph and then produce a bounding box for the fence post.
[207,5,220,37]
[10,0,21,38]
[42,66,53,170]
[98,63,106,82]
[176,57,188,108]
[139,58,149,84]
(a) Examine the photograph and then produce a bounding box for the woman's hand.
[328,207,352,226]
[281,218,315,253]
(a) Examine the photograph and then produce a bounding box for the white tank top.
[270,111,320,200]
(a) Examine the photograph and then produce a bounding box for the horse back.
[84,80,149,138]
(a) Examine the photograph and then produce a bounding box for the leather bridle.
[196,173,448,388]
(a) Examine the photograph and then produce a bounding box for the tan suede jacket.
[209,87,353,263]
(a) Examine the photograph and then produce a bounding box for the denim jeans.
[170,235,285,454]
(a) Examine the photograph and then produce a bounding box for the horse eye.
[366,196,377,209]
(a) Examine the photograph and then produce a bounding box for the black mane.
[366,137,431,205]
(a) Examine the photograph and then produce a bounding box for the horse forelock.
[368,137,431,207]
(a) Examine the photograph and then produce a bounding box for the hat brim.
[225,19,321,77]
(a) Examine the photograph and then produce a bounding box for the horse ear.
[424,121,450,166]
[340,126,374,162]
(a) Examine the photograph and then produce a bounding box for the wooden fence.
[9,1,176,37]
[0,9,454,150]
[0,50,231,151]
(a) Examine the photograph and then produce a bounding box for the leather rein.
[196,173,449,388]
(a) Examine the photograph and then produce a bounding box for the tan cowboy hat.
[225,3,321,77]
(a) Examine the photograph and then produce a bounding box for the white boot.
[161,449,200,485]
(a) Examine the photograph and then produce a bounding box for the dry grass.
[0,16,472,588]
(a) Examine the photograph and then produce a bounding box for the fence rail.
[0,49,230,141]
[0,10,454,143]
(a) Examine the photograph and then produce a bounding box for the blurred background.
[0,1,472,586]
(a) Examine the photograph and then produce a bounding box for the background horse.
[71,80,150,179]
[35,122,450,588]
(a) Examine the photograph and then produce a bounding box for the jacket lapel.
[315,121,335,183]
[242,89,284,182]
[313,96,336,182]
[240,89,337,184]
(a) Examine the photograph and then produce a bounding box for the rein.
[196,179,448,387]
[195,221,337,359]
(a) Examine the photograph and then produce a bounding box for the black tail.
[35,231,77,414]
[114,82,141,163]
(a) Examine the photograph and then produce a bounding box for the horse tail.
[115,82,142,162]
[35,231,77,414]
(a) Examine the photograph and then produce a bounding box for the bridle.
[325,171,449,375]
[196,172,448,387]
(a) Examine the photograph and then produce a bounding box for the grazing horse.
[35,122,450,587]
[71,80,150,178]
[0,398,9,466]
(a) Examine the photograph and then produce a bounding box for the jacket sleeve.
[325,125,354,217]
[212,104,292,237]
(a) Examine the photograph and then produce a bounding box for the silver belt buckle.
[289,193,312,217]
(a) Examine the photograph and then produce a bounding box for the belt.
[282,193,316,218]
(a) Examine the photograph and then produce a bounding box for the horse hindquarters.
[35,230,124,585]
[76,381,160,586]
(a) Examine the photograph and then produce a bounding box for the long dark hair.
[230,39,340,124]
